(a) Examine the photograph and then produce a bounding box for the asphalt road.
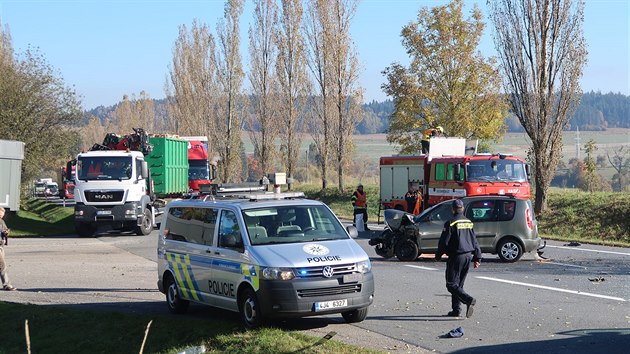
[2,225,629,354]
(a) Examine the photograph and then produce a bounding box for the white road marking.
[476,276,626,302]
[544,262,588,269]
[546,245,630,256]
[405,264,439,271]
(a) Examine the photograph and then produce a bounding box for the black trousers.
[445,252,474,312]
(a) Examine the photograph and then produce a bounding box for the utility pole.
[575,126,581,160]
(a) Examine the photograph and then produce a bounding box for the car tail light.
[525,205,533,231]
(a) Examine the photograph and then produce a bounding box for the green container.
[146,136,189,196]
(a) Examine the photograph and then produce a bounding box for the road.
[2,225,629,353]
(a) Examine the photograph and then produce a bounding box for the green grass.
[296,184,382,222]
[0,302,375,354]
[5,198,75,236]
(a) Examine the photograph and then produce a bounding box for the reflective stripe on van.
[167,252,202,302]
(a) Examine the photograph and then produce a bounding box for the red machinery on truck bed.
[379,138,530,214]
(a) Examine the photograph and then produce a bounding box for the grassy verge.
[296,184,382,221]
[0,302,377,354]
[5,198,75,236]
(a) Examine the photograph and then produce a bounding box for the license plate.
[342,273,362,283]
[315,299,347,312]
[97,210,112,215]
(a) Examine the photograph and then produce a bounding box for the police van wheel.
[342,307,368,323]
[165,275,189,314]
[239,288,263,329]
[395,239,419,261]
[497,238,523,262]
[135,209,152,236]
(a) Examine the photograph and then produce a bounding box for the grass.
[0,302,375,354]
[5,198,75,236]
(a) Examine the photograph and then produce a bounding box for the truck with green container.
[71,129,189,237]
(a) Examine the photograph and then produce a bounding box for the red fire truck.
[181,136,215,193]
[379,138,530,213]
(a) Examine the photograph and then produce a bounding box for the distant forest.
[84,91,629,134]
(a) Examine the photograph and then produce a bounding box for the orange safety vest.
[352,190,367,208]
[422,128,437,140]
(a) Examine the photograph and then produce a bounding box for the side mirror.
[525,164,531,180]
[346,225,359,238]
[141,161,149,179]
[210,164,217,181]
[454,164,462,181]
[66,160,75,180]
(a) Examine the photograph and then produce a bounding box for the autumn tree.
[248,0,280,177]
[0,22,83,188]
[215,0,245,182]
[489,0,587,213]
[328,0,362,192]
[607,146,630,192]
[382,0,507,154]
[276,0,309,189]
[304,0,333,189]
[166,20,217,143]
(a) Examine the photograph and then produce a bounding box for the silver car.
[370,196,545,262]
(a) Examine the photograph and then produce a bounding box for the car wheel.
[395,239,419,261]
[165,275,189,314]
[497,238,523,262]
[342,307,369,323]
[135,208,153,236]
[76,222,96,237]
[239,287,263,329]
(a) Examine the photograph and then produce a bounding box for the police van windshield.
[242,205,348,245]
[466,160,527,183]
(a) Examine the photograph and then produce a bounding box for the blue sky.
[1,0,628,110]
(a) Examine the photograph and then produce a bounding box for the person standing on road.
[351,184,369,231]
[435,199,480,318]
[0,207,16,291]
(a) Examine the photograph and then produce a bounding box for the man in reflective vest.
[421,126,444,154]
[351,184,369,231]
[435,199,481,318]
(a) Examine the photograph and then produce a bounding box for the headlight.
[357,260,371,274]
[262,267,295,280]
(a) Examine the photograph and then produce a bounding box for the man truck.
[71,128,189,237]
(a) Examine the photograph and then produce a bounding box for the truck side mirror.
[210,164,217,181]
[66,160,74,180]
[454,164,462,181]
[141,161,149,179]
[525,164,531,180]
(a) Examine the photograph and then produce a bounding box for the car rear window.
[496,200,516,221]
[466,199,517,222]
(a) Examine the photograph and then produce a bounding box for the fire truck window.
[435,163,446,181]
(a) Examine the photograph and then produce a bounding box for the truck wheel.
[165,275,189,314]
[76,222,96,237]
[239,287,263,329]
[497,238,523,262]
[135,208,152,236]
[342,307,369,323]
[395,239,419,261]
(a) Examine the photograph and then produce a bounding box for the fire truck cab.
[379,138,530,214]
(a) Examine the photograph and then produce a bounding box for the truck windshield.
[77,156,133,181]
[243,205,348,245]
[466,160,527,183]
[188,160,210,180]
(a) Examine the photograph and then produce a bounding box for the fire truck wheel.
[135,208,153,236]
[395,239,419,261]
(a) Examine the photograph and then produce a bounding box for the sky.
[0,0,628,110]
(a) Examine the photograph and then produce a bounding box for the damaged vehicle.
[369,196,545,262]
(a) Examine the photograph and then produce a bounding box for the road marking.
[546,245,630,256]
[476,276,626,302]
[405,265,439,271]
[544,262,588,269]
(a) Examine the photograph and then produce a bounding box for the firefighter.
[421,126,444,154]
[351,184,369,231]
[435,199,481,318]
[404,183,422,214]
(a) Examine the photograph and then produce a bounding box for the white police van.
[157,190,374,328]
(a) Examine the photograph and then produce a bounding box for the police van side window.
[166,207,207,244]
[202,208,218,246]
[218,210,243,250]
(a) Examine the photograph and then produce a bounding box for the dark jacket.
[436,213,482,261]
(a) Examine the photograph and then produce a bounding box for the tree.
[607,146,630,192]
[166,20,217,145]
[328,0,362,192]
[581,140,597,193]
[382,0,507,154]
[276,0,309,189]
[215,0,246,182]
[248,0,280,177]
[0,22,83,188]
[489,0,587,213]
[304,0,333,189]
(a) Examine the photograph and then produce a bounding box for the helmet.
[436,126,444,133]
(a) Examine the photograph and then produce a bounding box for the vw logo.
[322,266,334,278]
